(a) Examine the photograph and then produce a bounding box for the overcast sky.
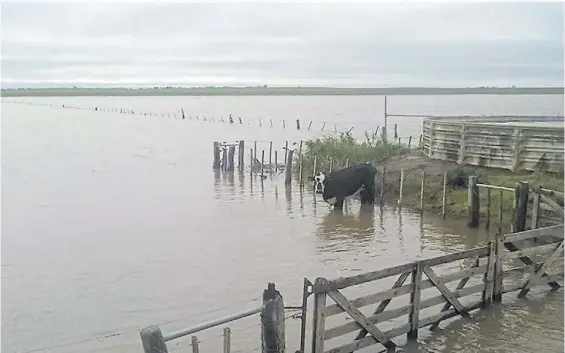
[1,1,564,88]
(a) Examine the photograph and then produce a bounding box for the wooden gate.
[309,224,564,353]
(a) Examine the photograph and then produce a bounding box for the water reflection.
[316,204,375,245]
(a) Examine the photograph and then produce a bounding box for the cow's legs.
[360,177,376,204]
[333,196,345,210]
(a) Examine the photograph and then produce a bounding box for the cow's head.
[307,171,327,194]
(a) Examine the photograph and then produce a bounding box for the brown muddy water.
[2,95,563,353]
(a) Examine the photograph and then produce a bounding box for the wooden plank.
[324,265,487,316]
[422,247,489,267]
[354,272,410,340]
[312,279,327,353]
[324,283,485,340]
[477,183,515,192]
[322,248,488,292]
[503,225,564,243]
[408,262,423,339]
[503,243,561,260]
[326,290,397,351]
[518,241,564,297]
[504,240,561,291]
[422,266,470,317]
[429,259,479,331]
[325,301,484,353]
[531,192,541,229]
[320,262,417,292]
[540,195,564,216]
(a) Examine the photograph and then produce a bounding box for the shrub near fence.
[422,116,565,173]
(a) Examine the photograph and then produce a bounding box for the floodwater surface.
[1,95,563,353]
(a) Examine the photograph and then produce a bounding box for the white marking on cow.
[326,196,337,205]
[313,172,326,193]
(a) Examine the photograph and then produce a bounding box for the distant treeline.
[1,86,564,97]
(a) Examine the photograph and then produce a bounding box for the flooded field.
[2,94,563,353]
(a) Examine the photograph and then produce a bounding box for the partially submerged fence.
[421,115,565,172]
[309,224,564,353]
[138,225,563,353]
[467,177,564,231]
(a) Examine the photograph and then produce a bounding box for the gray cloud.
[1,2,563,88]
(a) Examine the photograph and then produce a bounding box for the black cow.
[308,162,377,209]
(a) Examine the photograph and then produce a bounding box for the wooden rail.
[309,224,564,353]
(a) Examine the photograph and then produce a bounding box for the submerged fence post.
[296,119,301,130]
[261,283,285,353]
[285,150,294,185]
[513,181,529,232]
[420,171,426,212]
[227,146,236,171]
[213,142,221,170]
[441,170,447,220]
[222,147,228,171]
[140,326,168,353]
[467,176,480,228]
[238,140,245,170]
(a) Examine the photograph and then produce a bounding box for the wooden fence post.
[284,141,289,164]
[420,171,425,212]
[441,170,447,219]
[394,124,398,139]
[493,233,504,302]
[213,142,221,170]
[513,181,529,232]
[254,141,257,161]
[285,150,294,185]
[223,328,231,353]
[296,119,301,130]
[312,278,327,353]
[261,150,265,176]
[261,283,285,353]
[140,326,168,353]
[227,146,235,171]
[238,141,245,170]
[486,188,491,230]
[269,141,273,170]
[222,147,228,171]
[531,191,541,229]
[398,170,404,206]
[380,167,386,202]
[483,239,496,306]
[467,176,480,228]
[407,262,423,340]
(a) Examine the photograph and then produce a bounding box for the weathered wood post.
[222,147,228,171]
[284,141,289,164]
[513,181,529,232]
[486,188,492,230]
[493,233,504,302]
[321,122,326,131]
[420,171,426,212]
[467,176,480,227]
[250,149,254,176]
[441,170,447,220]
[261,150,265,176]
[298,140,303,186]
[408,262,423,340]
[254,141,257,161]
[213,142,221,169]
[285,149,294,185]
[394,124,398,139]
[181,108,186,119]
[308,121,313,130]
[261,283,285,353]
[398,170,404,206]
[380,167,386,202]
[531,191,541,229]
[408,136,412,148]
[227,146,236,171]
[269,141,273,171]
[296,119,301,130]
[313,155,317,177]
[140,326,168,353]
[238,140,245,170]
[274,151,278,173]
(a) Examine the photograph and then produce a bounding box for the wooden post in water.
[191,336,199,353]
[238,141,245,170]
[250,149,254,176]
[321,122,326,131]
[282,120,286,129]
[408,136,412,148]
[441,170,447,219]
[493,233,504,302]
[227,146,236,171]
[380,167,386,202]
[140,326,168,353]
[467,176,480,227]
[498,190,504,233]
[313,155,317,177]
[298,141,303,185]
[269,141,273,171]
[274,151,278,173]
[296,119,301,130]
[513,181,529,232]
[254,141,257,161]
[308,121,312,130]
[420,171,426,212]
[285,149,294,185]
[394,124,398,139]
[223,328,231,353]
[261,283,285,353]
[261,150,265,176]
[222,147,228,171]
[213,142,221,170]
[398,170,404,206]
[284,141,289,164]
[419,134,422,147]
